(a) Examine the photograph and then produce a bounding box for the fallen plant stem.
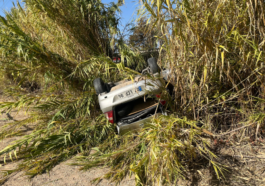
[216,123,256,137]
[233,155,265,159]
[195,123,256,137]
[256,123,260,141]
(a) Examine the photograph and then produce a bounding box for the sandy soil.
[0,108,135,186]
[1,162,135,186]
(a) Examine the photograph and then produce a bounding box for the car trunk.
[115,97,163,134]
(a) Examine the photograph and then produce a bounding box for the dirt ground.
[1,97,265,185]
[1,161,135,186]
[0,107,135,186]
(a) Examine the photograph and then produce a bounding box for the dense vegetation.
[0,0,265,185]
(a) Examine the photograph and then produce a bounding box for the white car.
[93,58,172,134]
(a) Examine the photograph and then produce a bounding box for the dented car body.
[94,58,171,134]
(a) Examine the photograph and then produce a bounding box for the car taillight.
[160,100,166,105]
[156,94,166,106]
[105,110,114,123]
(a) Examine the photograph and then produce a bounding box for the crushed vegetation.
[0,0,265,185]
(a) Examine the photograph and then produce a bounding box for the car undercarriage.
[93,58,172,134]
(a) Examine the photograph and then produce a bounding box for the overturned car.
[93,58,172,135]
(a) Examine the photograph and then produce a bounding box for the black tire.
[93,78,107,95]
[147,58,160,74]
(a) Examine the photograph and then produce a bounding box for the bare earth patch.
[1,162,135,186]
[0,103,135,186]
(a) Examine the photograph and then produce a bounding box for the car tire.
[93,78,107,95]
[147,58,160,74]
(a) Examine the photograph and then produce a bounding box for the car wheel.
[147,58,160,74]
[93,78,107,95]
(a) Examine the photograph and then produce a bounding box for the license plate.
[117,86,143,99]
[118,90,134,99]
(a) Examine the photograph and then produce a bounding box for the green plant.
[0,0,124,182]
[73,114,224,185]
